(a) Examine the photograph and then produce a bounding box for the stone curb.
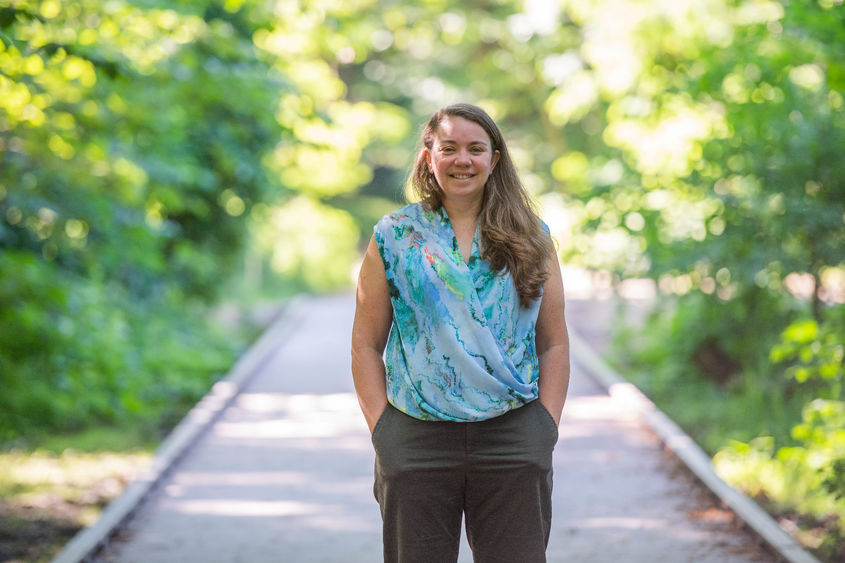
[51,298,302,563]
[568,329,821,563]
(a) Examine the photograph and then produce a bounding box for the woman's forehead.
[435,115,491,146]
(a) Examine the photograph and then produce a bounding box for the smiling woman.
[411,104,554,307]
[424,114,500,220]
[351,103,570,563]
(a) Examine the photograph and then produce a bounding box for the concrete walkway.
[96,294,773,562]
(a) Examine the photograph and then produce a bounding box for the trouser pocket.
[370,403,392,446]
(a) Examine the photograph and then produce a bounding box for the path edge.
[568,328,821,563]
[51,298,302,563]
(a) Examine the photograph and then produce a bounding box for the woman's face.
[425,115,500,207]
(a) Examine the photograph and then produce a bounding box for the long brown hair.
[409,103,553,307]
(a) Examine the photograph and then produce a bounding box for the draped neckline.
[434,205,480,267]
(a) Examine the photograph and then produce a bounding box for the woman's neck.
[441,198,480,263]
[441,197,481,227]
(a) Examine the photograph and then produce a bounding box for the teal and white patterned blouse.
[374,202,547,422]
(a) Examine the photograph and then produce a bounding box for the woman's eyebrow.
[438,138,490,147]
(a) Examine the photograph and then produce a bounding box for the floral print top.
[374,202,547,422]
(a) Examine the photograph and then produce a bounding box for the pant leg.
[372,404,466,563]
[464,401,558,563]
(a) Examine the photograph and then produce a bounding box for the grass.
[0,298,274,562]
[0,427,153,562]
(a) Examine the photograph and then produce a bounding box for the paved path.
[97,294,773,562]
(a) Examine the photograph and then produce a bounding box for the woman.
[351,103,570,563]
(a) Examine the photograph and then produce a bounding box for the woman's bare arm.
[351,236,393,432]
[535,248,570,425]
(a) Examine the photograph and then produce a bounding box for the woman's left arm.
[535,247,570,426]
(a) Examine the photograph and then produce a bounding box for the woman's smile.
[425,115,500,205]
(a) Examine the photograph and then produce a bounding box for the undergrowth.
[610,296,844,561]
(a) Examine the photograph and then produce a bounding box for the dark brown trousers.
[372,400,558,563]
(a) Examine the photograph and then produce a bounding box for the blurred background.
[0,0,843,560]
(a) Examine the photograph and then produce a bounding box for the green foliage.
[618,295,805,452]
[771,305,845,394]
[567,3,845,553]
[622,300,845,558]
[0,0,285,299]
[0,0,269,440]
[0,251,243,441]
[713,399,845,558]
[0,0,408,440]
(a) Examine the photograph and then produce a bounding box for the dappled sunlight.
[574,516,683,531]
[0,450,151,494]
[548,514,721,557]
[0,448,153,554]
[252,197,361,291]
[561,394,638,422]
[234,391,361,415]
[170,498,318,517]
[166,471,309,488]
[214,392,369,448]
[159,495,379,531]
[557,395,661,453]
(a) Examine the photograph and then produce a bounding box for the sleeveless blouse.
[374,202,547,422]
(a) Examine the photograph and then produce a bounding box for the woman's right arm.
[351,235,393,433]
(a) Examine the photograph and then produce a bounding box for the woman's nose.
[455,149,471,165]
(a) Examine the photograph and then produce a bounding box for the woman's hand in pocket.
[366,399,389,434]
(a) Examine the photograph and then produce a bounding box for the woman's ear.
[491,149,501,170]
[424,148,434,173]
